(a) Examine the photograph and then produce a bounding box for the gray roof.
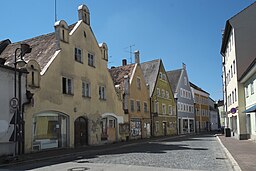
[166,69,182,93]
[190,81,209,95]
[141,59,160,96]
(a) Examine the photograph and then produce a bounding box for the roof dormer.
[99,42,108,61]
[54,20,69,49]
[78,4,90,25]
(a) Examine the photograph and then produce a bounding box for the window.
[144,102,148,112]
[155,101,159,113]
[109,120,116,128]
[233,60,236,74]
[99,86,106,100]
[88,53,94,67]
[137,77,141,90]
[162,104,166,114]
[177,102,180,111]
[235,88,237,102]
[231,65,233,78]
[162,89,165,98]
[136,101,141,112]
[168,105,172,115]
[130,100,134,112]
[166,91,169,99]
[180,88,183,97]
[232,91,234,104]
[62,77,73,95]
[245,86,249,98]
[82,81,90,97]
[157,88,160,97]
[75,48,82,63]
[159,72,162,79]
[184,77,187,85]
[251,82,254,95]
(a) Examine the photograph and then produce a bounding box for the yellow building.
[141,59,177,136]
[1,4,126,153]
[109,51,151,140]
[190,82,210,132]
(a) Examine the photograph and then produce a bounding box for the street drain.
[216,157,227,160]
[67,167,90,171]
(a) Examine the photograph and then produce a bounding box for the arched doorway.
[74,117,88,147]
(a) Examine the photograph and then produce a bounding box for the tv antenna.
[124,44,135,64]
[54,0,58,22]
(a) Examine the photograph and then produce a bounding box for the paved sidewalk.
[218,135,256,171]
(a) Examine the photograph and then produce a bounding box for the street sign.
[10,97,19,109]
[230,108,236,114]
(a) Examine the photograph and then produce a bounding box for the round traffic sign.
[10,97,19,109]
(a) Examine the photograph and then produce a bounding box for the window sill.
[88,65,96,68]
[82,96,91,99]
[75,60,83,64]
[99,98,106,101]
[63,93,74,96]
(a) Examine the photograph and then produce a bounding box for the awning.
[243,104,256,113]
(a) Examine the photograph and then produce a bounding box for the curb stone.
[216,136,241,171]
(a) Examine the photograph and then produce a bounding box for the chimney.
[122,59,127,66]
[182,63,186,70]
[134,50,140,64]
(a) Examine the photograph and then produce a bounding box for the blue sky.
[0,0,255,101]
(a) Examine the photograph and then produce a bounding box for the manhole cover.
[67,167,90,171]
[76,160,90,163]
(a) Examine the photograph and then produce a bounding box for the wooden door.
[74,117,88,147]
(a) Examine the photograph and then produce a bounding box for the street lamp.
[13,43,31,157]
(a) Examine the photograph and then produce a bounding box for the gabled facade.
[221,2,256,139]
[190,82,210,132]
[0,4,125,153]
[109,52,151,139]
[141,59,177,136]
[167,63,195,134]
[239,58,256,141]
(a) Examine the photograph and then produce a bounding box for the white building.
[240,59,256,141]
[220,2,256,139]
[0,62,27,156]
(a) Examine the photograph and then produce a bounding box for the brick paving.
[218,135,256,171]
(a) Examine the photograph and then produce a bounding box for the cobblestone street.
[82,134,233,170]
[2,134,234,171]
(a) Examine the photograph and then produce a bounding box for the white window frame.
[99,86,106,100]
[82,81,91,97]
[136,100,141,112]
[62,77,73,95]
[251,82,254,95]
[88,53,95,67]
[75,47,82,63]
